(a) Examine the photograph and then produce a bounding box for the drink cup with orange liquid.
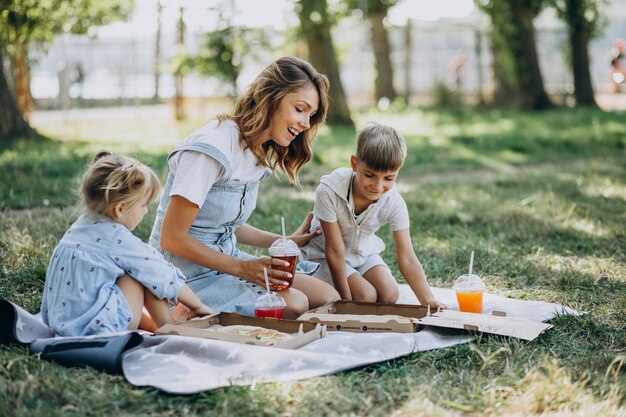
[453,273,485,313]
[268,238,300,291]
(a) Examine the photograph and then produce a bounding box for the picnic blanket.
[0,286,577,394]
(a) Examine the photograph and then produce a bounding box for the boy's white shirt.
[301,167,410,267]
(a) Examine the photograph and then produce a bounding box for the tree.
[346,0,398,102]
[0,0,133,139]
[296,0,353,126]
[477,0,553,110]
[0,46,34,138]
[550,0,601,107]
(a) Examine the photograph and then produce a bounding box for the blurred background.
[1,0,625,138]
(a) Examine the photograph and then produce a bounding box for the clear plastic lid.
[255,292,287,309]
[453,274,485,292]
[268,238,300,256]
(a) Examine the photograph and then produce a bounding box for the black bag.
[28,332,144,374]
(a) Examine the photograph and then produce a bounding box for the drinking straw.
[263,267,271,294]
[468,251,475,276]
[281,216,286,240]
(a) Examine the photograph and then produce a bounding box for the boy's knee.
[352,286,377,303]
[378,285,400,304]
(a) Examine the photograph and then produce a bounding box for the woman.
[149,56,340,318]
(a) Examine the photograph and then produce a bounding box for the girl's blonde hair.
[81,151,160,216]
[220,56,330,185]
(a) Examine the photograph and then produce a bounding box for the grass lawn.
[1,105,625,416]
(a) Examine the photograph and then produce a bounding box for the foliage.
[0,0,133,50]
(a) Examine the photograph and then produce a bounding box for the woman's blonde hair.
[221,56,329,185]
[80,151,160,216]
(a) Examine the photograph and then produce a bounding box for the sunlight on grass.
[492,360,625,417]
[527,252,626,283]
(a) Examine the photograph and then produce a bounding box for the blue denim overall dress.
[149,141,271,316]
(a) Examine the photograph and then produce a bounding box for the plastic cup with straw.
[268,216,300,291]
[254,267,286,319]
[453,251,485,313]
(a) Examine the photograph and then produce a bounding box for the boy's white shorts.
[312,254,390,285]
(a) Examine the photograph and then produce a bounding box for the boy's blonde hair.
[356,123,407,171]
[81,151,160,216]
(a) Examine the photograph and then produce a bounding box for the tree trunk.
[368,11,397,102]
[0,47,36,140]
[297,0,353,126]
[508,0,553,110]
[11,42,35,120]
[565,0,598,107]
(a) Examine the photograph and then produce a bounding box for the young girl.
[41,151,212,337]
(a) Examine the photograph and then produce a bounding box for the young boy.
[301,123,445,309]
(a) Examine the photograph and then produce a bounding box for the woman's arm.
[319,220,351,300]
[393,228,446,309]
[160,195,290,286]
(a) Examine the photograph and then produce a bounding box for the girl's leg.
[362,266,400,304]
[279,287,309,318]
[143,289,176,327]
[347,273,378,302]
[291,273,340,308]
[116,273,145,330]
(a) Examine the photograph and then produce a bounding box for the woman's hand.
[238,257,293,288]
[288,212,322,247]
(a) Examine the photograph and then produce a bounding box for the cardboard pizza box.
[156,312,326,349]
[298,300,552,341]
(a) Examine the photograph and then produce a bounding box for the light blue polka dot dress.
[42,213,186,336]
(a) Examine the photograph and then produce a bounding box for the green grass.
[1,106,625,416]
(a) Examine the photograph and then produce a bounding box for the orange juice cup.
[453,274,485,314]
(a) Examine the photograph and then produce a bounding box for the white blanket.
[8,285,575,394]
[122,286,575,393]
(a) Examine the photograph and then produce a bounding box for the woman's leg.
[362,266,400,304]
[279,287,310,319]
[115,273,145,330]
[291,273,340,308]
[347,273,378,302]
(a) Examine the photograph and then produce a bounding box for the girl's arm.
[235,212,321,248]
[319,220,351,300]
[160,195,290,287]
[392,228,446,309]
[176,284,213,316]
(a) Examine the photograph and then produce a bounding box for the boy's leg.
[291,273,340,308]
[347,273,378,302]
[362,266,400,304]
[115,273,145,330]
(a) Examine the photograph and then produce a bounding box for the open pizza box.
[156,312,326,349]
[297,300,552,341]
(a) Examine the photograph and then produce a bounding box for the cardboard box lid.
[299,301,553,340]
[298,300,430,333]
[416,309,553,341]
[156,312,326,349]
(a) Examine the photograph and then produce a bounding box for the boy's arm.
[319,220,352,300]
[392,228,446,309]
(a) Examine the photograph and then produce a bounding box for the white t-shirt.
[168,119,267,207]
